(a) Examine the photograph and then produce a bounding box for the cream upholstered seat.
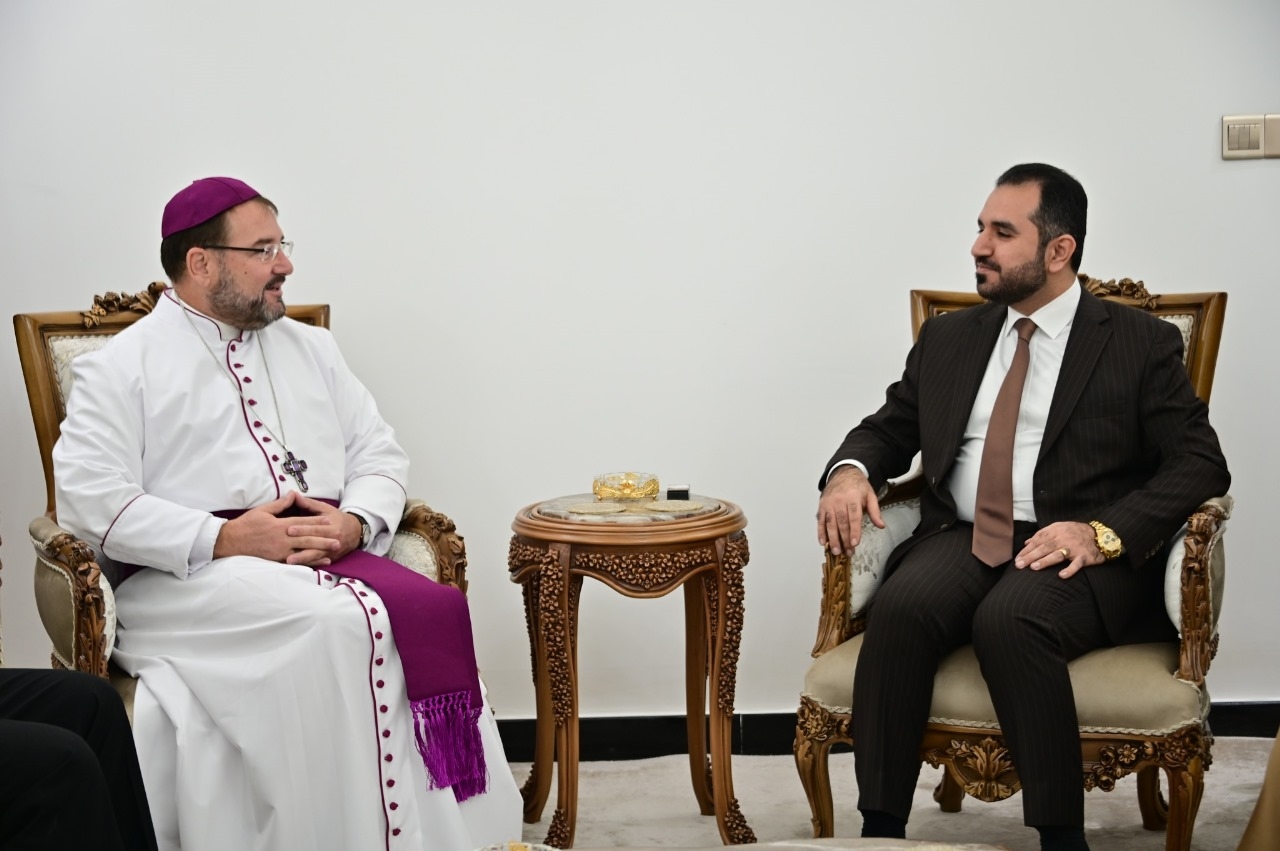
[15,283,470,711]
[793,276,1231,851]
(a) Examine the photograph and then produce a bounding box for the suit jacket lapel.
[1039,287,1111,462]
[931,304,1004,483]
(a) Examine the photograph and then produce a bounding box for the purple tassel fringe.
[412,691,488,802]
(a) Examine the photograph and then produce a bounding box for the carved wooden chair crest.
[793,275,1231,851]
[13,284,469,710]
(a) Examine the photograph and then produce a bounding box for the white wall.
[2,1,1277,716]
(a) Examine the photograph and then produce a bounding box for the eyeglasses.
[203,241,294,264]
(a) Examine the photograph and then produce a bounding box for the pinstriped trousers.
[852,522,1110,828]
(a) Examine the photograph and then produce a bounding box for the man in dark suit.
[0,669,159,850]
[815,163,1230,851]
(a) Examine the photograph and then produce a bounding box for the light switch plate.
[1265,115,1280,158]
[1222,114,1264,159]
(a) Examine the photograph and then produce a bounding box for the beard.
[975,251,1048,306]
[208,270,287,330]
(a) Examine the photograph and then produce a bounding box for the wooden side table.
[508,494,755,848]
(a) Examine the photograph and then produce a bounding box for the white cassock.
[54,289,521,851]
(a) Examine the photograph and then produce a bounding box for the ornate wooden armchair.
[793,276,1232,851]
[14,282,470,714]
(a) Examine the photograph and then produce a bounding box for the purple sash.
[330,548,487,801]
[118,503,488,801]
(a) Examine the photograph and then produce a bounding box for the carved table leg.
[519,570,555,824]
[542,543,579,849]
[707,533,755,844]
[684,578,715,816]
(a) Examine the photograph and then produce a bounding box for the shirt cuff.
[342,508,386,543]
[830,459,870,479]
[186,515,227,576]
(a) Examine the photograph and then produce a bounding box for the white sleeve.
[53,350,219,579]
[321,333,409,556]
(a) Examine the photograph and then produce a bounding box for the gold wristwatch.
[1089,520,1123,560]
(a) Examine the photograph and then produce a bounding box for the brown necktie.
[972,317,1037,566]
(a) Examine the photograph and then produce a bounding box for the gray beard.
[208,271,286,330]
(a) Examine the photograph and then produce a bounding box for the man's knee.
[76,670,128,711]
[865,581,929,625]
[3,721,104,787]
[15,670,130,736]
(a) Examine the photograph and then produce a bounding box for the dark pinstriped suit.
[821,284,1230,827]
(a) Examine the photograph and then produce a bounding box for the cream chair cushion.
[387,527,441,582]
[803,636,1209,736]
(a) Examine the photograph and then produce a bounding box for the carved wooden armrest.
[27,516,110,678]
[812,549,854,658]
[811,471,925,657]
[1175,494,1232,685]
[392,499,469,595]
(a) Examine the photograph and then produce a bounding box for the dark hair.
[159,196,278,283]
[996,163,1087,272]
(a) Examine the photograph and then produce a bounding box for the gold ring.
[1059,547,1071,559]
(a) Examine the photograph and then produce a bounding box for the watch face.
[1091,522,1121,559]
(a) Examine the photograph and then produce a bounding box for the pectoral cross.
[281,450,309,492]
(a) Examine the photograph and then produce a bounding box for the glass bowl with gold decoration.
[592,471,659,501]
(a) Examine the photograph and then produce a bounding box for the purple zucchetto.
[161,176,260,238]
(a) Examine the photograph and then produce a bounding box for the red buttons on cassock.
[384,753,393,762]
[272,455,279,461]
[234,363,243,368]
[324,574,333,581]
[379,705,388,713]
[386,779,395,788]
[278,475,286,482]
[389,802,398,811]
[243,376,252,383]
[392,828,401,837]
[247,399,257,405]
[375,658,384,666]
[375,631,383,639]
[382,730,390,738]
[263,437,272,443]
[254,421,262,428]
[376,680,384,688]
[370,608,379,615]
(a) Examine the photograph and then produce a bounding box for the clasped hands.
[212,491,363,566]
[816,466,1104,578]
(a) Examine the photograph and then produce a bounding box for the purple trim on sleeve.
[101,493,145,552]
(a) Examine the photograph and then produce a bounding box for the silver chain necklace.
[176,297,310,492]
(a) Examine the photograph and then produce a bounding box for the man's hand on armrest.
[817,465,885,556]
[213,491,350,567]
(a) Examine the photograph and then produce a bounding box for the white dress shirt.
[949,283,1080,523]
